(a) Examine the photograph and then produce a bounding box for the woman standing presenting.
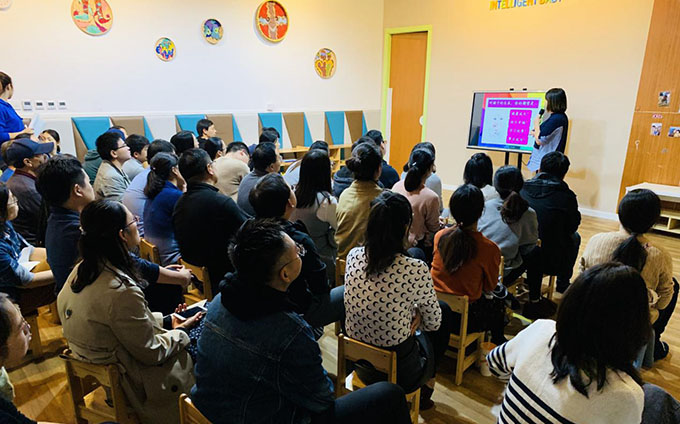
[0,73,32,146]
[528,88,569,172]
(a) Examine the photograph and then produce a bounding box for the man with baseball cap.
[5,138,54,244]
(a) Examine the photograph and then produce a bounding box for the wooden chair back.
[60,349,137,424]
[335,258,346,287]
[179,394,211,424]
[139,238,161,265]
[180,259,213,301]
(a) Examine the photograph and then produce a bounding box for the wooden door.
[388,32,428,171]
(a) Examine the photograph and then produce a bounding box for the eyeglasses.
[115,144,128,150]
[123,215,140,229]
[280,242,306,269]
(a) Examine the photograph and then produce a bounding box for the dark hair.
[226,141,249,156]
[197,119,214,138]
[403,142,436,172]
[259,130,279,144]
[346,142,382,181]
[463,153,493,189]
[540,151,570,179]
[551,262,651,396]
[0,294,15,361]
[365,129,383,146]
[178,148,211,183]
[0,72,12,95]
[612,189,661,271]
[170,131,196,155]
[229,218,287,285]
[494,166,528,224]
[365,191,412,275]
[295,150,332,209]
[72,200,139,293]
[250,173,291,218]
[42,129,60,142]
[95,131,123,161]
[203,137,225,160]
[36,155,86,207]
[147,139,175,162]
[438,184,484,273]
[351,136,374,152]
[546,88,567,114]
[125,134,150,157]
[110,125,127,132]
[0,183,9,226]
[251,142,278,172]
[404,149,434,192]
[309,140,329,153]
[144,152,179,199]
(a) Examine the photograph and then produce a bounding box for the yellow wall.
[383,0,654,215]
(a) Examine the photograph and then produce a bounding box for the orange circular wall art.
[314,48,336,79]
[256,1,289,43]
[71,0,113,36]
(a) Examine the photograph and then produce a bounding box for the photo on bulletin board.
[651,123,662,136]
[0,0,13,10]
[71,0,113,36]
[155,37,176,61]
[669,127,680,138]
[314,48,336,79]
[256,1,289,42]
[203,19,223,44]
[659,91,671,107]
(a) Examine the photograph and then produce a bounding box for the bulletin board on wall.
[619,0,680,203]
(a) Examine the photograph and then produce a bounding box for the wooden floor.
[11,215,680,423]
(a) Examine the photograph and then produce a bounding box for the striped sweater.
[487,320,644,424]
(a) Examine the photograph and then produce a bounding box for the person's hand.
[171,303,205,330]
[165,264,192,289]
[21,127,34,136]
[410,309,422,335]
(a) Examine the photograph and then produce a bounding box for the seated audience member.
[5,138,53,244]
[38,129,61,155]
[58,199,203,424]
[122,139,175,237]
[83,126,126,184]
[580,189,677,361]
[143,152,184,266]
[521,152,581,294]
[392,148,440,262]
[291,149,337,281]
[432,184,506,344]
[365,129,399,189]
[463,152,498,201]
[93,131,131,201]
[38,156,190,311]
[345,191,448,408]
[333,137,372,198]
[402,142,443,212]
[213,141,250,200]
[284,140,329,188]
[237,142,281,216]
[122,134,149,181]
[196,119,217,148]
[249,126,280,155]
[202,137,225,160]
[488,263,651,424]
[250,173,343,328]
[191,219,411,424]
[174,148,248,286]
[336,142,383,259]
[0,183,55,314]
[170,130,199,156]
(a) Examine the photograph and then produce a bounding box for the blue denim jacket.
[191,288,335,424]
[0,222,33,291]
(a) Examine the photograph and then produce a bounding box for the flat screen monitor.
[467,91,546,154]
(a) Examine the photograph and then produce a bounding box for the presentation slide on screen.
[468,92,545,153]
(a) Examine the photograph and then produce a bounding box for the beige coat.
[57,263,194,424]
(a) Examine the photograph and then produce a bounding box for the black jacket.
[520,173,580,275]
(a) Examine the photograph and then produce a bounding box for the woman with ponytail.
[57,199,202,424]
[393,148,440,262]
[580,189,677,361]
[432,184,506,345]
[402,142,443,212]
[143,152,185,266]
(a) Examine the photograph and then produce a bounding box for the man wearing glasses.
[93,131,131,202]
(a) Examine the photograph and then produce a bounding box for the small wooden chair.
[139,238,161,265]
[336,334,420,424]
[179,394,211,424]
[334,259,346,335]
[180,259,213,301]
[25,312,43,357]
[60,349,138,424]
[436,293,486,385]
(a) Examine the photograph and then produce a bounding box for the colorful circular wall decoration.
[256,1,289,43]
[155,38,176,62]
[203,19,223,44]
[0,0,13,10]
[314,48,336,79]
[71,0,113,36]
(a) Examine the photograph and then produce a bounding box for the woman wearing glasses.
[57,199,203,424]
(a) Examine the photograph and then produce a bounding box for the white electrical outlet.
[21,100,32,111]
[58,100,67,110]
[35,100,45,110]
[46,100,56,110]
[266,103,274,111]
